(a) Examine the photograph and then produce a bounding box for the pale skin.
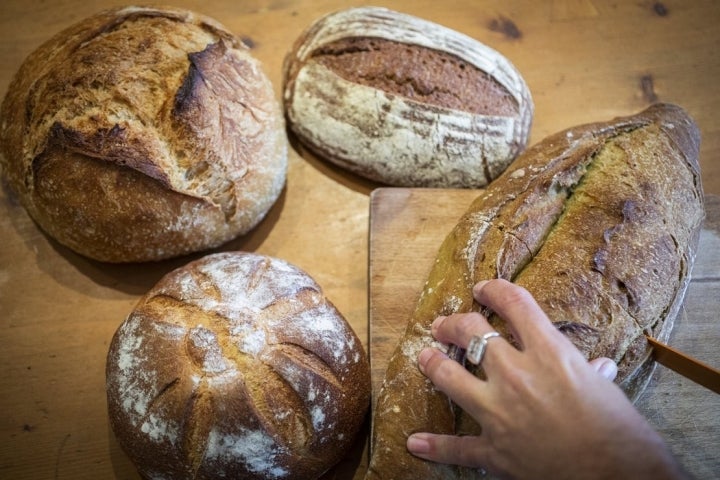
[406,279,687,480]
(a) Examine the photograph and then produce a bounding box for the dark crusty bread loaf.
[283,6,533,188]
[0,6,287,262]
[366,103,704,479]
[106,252,371,480]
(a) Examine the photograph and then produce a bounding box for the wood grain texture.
[0,1,719,479]
[369,189,720,478]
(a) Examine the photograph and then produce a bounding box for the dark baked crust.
[0,6,287,262]
[106,252,371,480]
[311,37,518,116]
[366,103,704,479]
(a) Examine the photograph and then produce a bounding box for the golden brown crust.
[366,103,704,479]
[0,6,287,262]
[106,252,371,480]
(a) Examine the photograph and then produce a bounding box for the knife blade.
[646,335,720,395]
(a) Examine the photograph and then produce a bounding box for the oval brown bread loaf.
[282,6,533,188]
[106,252,371,480]
[366,103,704,479]
[0,6,287,262]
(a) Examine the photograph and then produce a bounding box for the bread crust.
[0,6,287,262]
[282,6,533,188]
[366,103,704,479]
[106,252,371,479]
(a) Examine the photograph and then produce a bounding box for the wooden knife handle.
[646,336,720,395]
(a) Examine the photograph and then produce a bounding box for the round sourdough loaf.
[283,6,533,188]
[106,252,371,480]
[0,6,287,262]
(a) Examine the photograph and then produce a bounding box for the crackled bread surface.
[366,103,704,480]
[106,252,371,480]
[0,6,287,262]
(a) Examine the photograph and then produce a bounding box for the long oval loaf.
[366,103,704,479]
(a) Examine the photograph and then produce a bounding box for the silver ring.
[466,332,502,365]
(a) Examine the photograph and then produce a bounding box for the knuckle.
[424,355,464,392]
[424,352,453,377]
[499,283,533,306]
[457,436,486,466]
[453,312,485,335]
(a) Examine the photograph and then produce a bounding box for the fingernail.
[431,315,446,335]
[598,359,618,381]
[473,280,490,297]
[407,433,431,454]
[417,348,434,374]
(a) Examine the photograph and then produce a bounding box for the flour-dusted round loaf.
[0,6,287,262]
[282,6,533,188]
[106,252,371,480]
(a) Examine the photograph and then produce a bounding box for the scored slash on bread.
[0,6,287,262]
[282,6,533,188]
[106,252,371,480]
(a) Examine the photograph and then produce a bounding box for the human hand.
[406,279,685,480]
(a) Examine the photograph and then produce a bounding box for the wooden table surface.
[0,1,718,479]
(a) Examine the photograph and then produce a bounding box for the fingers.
[410,279,624,478]
[472,279,560,349]
[417,348,489,419]
[427,280,612,383]
[430,279,549,350]
[431,313,515,374]
[430,312,494,348]
[407,432,491,470]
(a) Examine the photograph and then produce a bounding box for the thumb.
[589,357,618,381]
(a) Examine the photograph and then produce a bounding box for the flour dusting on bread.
[107,252,371,479]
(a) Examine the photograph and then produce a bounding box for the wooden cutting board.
[368,188,720,478]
